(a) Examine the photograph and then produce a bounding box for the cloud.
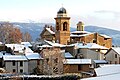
[94,10,120,20]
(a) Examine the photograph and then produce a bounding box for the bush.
[2,74,81,80]
[23,74,80,80]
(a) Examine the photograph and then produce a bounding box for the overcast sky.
[0,0,120,30]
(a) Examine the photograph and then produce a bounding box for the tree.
[9,28,22,43]
[41,48,64,75]
[0,22,22,44]
[22,32,32,42]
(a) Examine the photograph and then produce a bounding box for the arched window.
[56,22,59,31]
[63,22,67,31]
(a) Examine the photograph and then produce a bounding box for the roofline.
[54,17,70,19]
[98,34,112,39]
[63,63,92,65]
[104,48,112,55]
[4,60,28,61]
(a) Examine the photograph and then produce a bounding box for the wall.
[63,64,90,73]
[5,61,28,74]
[41,30,55,41]
[28,60,37,74]
[105,49,120,64]
[97,34,112,48]
[41,48,64,75]
[74,48,104,60]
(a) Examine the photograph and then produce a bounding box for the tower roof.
[57,7,67,14]
[77,21,84,25]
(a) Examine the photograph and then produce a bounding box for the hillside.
[12,22,54,41]
[12,22,120,46]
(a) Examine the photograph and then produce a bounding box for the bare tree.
[22,32,32,42]
[40,48,64,75]
[0,22,22,44]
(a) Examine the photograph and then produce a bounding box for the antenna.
[62,3,63,7]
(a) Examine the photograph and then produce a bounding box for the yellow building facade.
[54,7,70,45]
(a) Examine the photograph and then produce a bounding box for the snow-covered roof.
[39,45,52,48]
[24,47,33,53]
[0,42,2,45]
[70,43,108,49]
[70,31,92,37]
[64,59,92,64]
[95,64,120,76]
[81,73,120,80]
[44,40,66,47]
[46,28,55,34]
[5,44,25,53]
[5,44,33,54]
[100,34,111,38]
[26,53,42,60]
[70,33,93,37]
[82,65,120,80]
[3,55,27,61]
[94,60,108,64]
[71,31,90,34]
[0,52,11,58]
[21,42,32,47]
[64,52,73,58]
[112,47,120,55]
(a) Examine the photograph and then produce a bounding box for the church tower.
[77,21,84,31]
[54,7,70,45]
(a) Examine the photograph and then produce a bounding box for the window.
[12,61,15,66]
[110,61,112,64]
[104,38,107,40]
[78,65,82,71]
[46,58,49,64]
[93,39,96,43]
[20,61,23,67]
[37,60,40,65]
[115,54,117,58]
[77,49,80,53]
[13,69,16,73]
[54,58,58,63]
[20,69,23,73]
[103,44,105,46]
[63,22,67,31]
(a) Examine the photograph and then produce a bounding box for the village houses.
[105,47,120,64]
[0,7,116,79]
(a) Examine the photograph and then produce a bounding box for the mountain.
[12,22,120,46]
[12,22,54,41]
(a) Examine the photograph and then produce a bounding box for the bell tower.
[54,7,70,45]
[77,21,84,31]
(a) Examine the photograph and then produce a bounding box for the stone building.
[40,7,112,48]
[40,25,55,41]
[63,59,92,76]
[3,55,28,74]
[105,47,120,64]
[69,43,108,60]
[54,7,70,45]
[40,48,64,75]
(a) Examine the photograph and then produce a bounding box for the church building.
[40,7,112,48]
